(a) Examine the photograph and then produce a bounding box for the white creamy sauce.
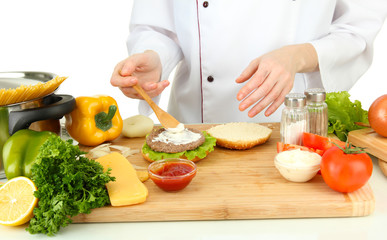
[276,149,321,167]
[167,123,185,133]
[152,125,201,145]
[275,149,322,182]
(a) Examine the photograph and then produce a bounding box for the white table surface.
[1,156,386,240]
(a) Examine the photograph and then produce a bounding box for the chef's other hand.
[110,50,168,99]
[235,43,318,118]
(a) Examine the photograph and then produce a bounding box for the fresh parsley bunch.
[26,135,115,236]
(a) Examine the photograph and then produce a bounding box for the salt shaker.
[280,93,308,145]
[304,88,328,137]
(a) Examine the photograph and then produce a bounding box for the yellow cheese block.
[136,170,149,182]
[95,152,148,206]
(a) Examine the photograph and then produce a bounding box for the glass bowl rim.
[147,158,197,180]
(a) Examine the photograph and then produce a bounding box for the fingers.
[119,61,136,77]
[238,67,294,118]
[110,59,138,88]
[264,88,289,116]
[111,53,151,87]
[119,80,170,99]
[236,59,269,101]
[235,58,260,84]
[110,51,163,99]
[237,46,301,118]
[248,79,293,118]
[111,75,137,88]
[120,53,148,76]
[238,70,278,112]
[141,80,170,98]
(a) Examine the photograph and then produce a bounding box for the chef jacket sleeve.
[126,0,183,116]
[306,0,387,92]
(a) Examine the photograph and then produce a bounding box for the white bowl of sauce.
[274,149,322,183]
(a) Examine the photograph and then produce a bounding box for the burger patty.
[146,128,205,153]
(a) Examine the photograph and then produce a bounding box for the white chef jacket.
[127,0,386,124]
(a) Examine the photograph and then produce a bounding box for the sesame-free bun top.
[207,122,272,150]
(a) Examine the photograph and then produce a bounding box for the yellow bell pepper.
[65,95,123,146]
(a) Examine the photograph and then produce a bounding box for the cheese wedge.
[136,170,149,182]
[95,152,148,206]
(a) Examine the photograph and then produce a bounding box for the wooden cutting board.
[348,128,387,161]
[348,128,387,176]
[72,123,374,223]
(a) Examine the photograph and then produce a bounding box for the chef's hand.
[110,50,169,99]
[236,43,318,118]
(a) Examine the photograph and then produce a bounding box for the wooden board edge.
[378,159,387,177]
[346,183,375,216]
[347,129,372,148]
[348,128,387,160]
[71,197,371,223]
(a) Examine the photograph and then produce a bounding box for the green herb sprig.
[26,135,115,236]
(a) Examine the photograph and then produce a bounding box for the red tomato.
[303,132,345,153]
[320,146,373,193]
[277,142,324,156]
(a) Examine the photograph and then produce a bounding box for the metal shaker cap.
[284,93,306,108]
[304,88,326,102]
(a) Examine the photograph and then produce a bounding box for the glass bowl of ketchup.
[148,158,197,192]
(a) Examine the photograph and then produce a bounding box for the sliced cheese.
[95,152,148,206]
[136,170,149,182]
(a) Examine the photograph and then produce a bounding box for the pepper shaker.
[280,93,308,145]
[304,88,328,137]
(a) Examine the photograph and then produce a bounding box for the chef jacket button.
[207,76,214,82]
[203,1,209,8]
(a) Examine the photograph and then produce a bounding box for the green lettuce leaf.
[142,131,217,161]
[326,91,369,141]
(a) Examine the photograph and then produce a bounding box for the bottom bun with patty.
[141,128,217,162]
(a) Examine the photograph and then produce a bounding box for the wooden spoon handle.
[132,84,180,129]
[132,85,158,109]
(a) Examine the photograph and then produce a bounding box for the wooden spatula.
[132,84,181,129]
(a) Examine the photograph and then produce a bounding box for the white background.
[0,0,386,123]
[1,2,387,239]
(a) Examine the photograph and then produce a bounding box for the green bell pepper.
[0,107,10,174]
[2,129,54,179]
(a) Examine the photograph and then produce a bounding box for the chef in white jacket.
[111,0,386,123]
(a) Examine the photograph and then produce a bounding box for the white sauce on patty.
[152,126,202,145]
[167,123,185,133]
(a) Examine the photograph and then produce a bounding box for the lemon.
[0,176,38,226]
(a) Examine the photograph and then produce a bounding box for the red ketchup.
[148,159,197,191]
